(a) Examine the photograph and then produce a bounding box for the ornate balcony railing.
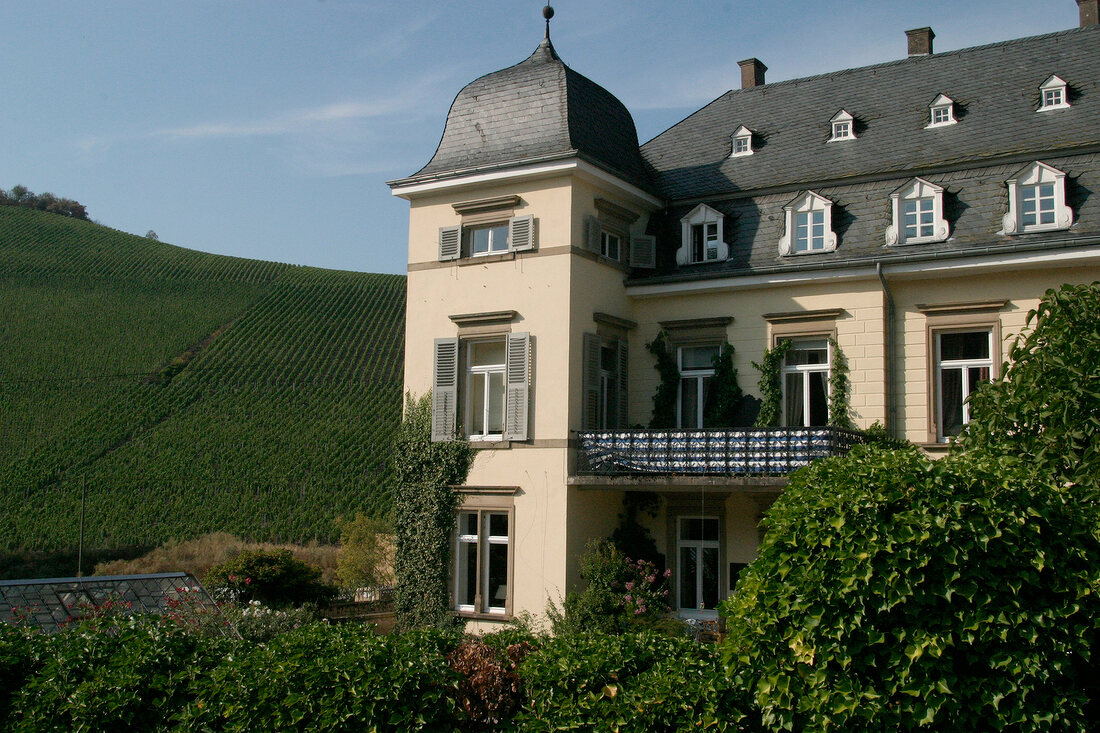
[575,427,864,477]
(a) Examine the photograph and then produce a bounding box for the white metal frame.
[935,330,993,442]
[780,338,831,427]
[465,339,505,440]
[676,344,718,429]
[676,515,720,614]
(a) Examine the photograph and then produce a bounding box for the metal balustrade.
[576,427,864,477]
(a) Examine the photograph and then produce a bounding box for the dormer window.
[926,94,956,128]
[779,191,837,255]
[1038,75,1070,111]
[829,110,854,142]
[1002,161,1073,234]
[730,126,753,157]
[677,204,729,265]
[886,178,949,245]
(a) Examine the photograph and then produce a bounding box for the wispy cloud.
[153,99,407,140]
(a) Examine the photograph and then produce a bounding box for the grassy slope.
[0,206,405,554]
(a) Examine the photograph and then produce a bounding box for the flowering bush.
[204,548,334,608]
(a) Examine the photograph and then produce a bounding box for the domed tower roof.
[399,37,652,190]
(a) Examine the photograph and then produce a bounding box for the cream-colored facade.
[391,15,1100,627]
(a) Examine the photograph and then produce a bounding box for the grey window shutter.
[630,235,656,268]
[508,215,534,252]
[432,337,459,441]
[582,332,601,430]
[585,216,602,253]
[503,332,530,441]
[438,225,461,262]
[617,338,629,429]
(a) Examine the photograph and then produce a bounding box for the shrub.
[550,539,672,636]
[336,514,394,590]
[176,624,462,731]
[957,281,1100,486]
[6,617,230,732]
[516,631,749,731]
[204,548,335,608]
[720,445,1100,731]
[448,637,534,730]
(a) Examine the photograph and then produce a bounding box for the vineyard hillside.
[0,206,405,564]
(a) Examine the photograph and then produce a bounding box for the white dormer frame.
[677,204,729,265]
[886,178,950,246]
[1038,75,1070,111]
[926,94,957,128]
[829,110,855,142]
[779,191,837,255]
[730,126,753,157]
[1002,161,1073,234]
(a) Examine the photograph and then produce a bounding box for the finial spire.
[543,5,554,40]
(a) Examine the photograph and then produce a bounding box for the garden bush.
[204,548,335,608]
[720,445,1100,731]
[516,630,749,731]
[176,624,462,731]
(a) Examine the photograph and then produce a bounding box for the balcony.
[575,427,864,478]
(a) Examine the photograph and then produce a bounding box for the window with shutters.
[1002,162,1073,235]
[582,333,628,430]
[431,332,530,443]
[455,508,511,616]
[436,215,535,262]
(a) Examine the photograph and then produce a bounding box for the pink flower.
[624,594,632,603]
[625,581,634,590]
[245,577,252,585]
[663,568,672,578]
[229,574,237,582]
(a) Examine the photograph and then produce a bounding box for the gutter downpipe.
[876,262,897,439]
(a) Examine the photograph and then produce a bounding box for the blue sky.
[1,1,1081,276]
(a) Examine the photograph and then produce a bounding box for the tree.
[145,230,159,240]
[336,513,394,590]
[392,392,474,630]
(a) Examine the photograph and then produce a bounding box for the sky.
[1,1,1083,276]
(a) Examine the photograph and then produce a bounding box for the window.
[677,204,728,265]
[600,231,621,261]
[1038,75,1070,111]
[468,223,509,256]
[455,509,510,615]
[829,110,855,141]
[781,339,830,427]
[465,339,506,440]
[582,332,628,430]
[678,344,718,429]
[677,517,720,612]
[1002,161,1073,234]
[887,178,949,245]
[779,191,837,255]
[935,330,992,441]
[926,94,956,128]
[432,332,530,443]
[436,214,535,262]
[730,125,753,157]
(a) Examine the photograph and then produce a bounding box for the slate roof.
[641,25,1100,202]
[393,38,652,191]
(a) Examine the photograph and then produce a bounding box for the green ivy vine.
[645,330,679,429]
[752,339,792,428]
[827,336,854,429]
[392,391,474,631]
[705,342,744,428]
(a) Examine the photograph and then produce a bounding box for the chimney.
[738,58,767,89]
[905,27,935,56]
[1080,0,1099,26]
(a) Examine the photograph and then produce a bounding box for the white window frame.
[886,177,950,246]
[1038,75,1070,111]
[454,509,511,616]
[676,344,718,429]
[780,338,831,427]
[779,191,837,255]
[676,516,721,615]
[599,230,622,261]
[677,204,729,265]
[829,110,855,142]
[464,339,506,441]
[926,94,957,128]
[730,125,753,157]
[934,330,993,442]
[1002,161,1073,235]
[467,221,510,257]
